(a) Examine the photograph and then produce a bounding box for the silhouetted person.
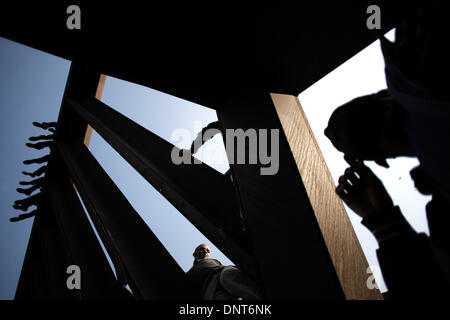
[29,134,55,142]
[325,2,450,202]
[19,177,45,186]
[23,155,50,165]
[185,244,262,300]
[32,121,57,130]
[10,209,37,222]
[13,193,42,212]
[25,141,53,150]
[378,1,450,97]
[336,160,450,299]
[410,165,435,196]
[22,165,47,178]
[185,122,248,235]
[410,165,450,257]
[17,185,41,196]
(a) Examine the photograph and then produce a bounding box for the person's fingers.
[13,205,28,211]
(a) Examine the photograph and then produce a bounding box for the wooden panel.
[84,74,107,147]
[271,93,383,300]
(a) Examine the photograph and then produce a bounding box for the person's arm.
[336,160,450,299]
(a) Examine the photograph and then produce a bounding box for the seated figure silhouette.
[410,165,450,257]
[32,121,57,130]
[29,134,55,142]
[22,165,47,178]
[326,2,450,202]
[13,193,42,211]
[10,209,38,222]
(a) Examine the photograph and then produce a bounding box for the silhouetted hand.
[17,184,41,196]
[29,134,55,142]
[32,121,56,129]
[410,165,435,195]
[336,160,394,219]
[23,155,50,165]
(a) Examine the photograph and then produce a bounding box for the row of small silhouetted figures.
[10,122,56,222]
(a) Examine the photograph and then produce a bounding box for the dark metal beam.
[217,93,345,299]
[56,140,190,299]
[0,2,402,109]
[56,62,102,143]
[15,216,48,299]
[14,194,80,300]
[65,97,260,279]
[45,155,133,299]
